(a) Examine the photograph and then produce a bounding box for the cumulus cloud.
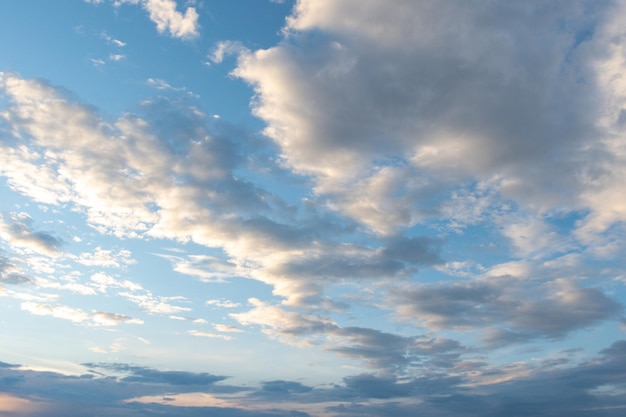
[232,299,465,374]
[0,73,445,310]
[120,291,190,315]
[0,255,32,285]
[75,247,135,268]
[0,212,63,257]
[233,0,626,240]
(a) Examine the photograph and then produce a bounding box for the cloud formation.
[112,0,199,39]
[3,1,626,415]
[1,341,625,416]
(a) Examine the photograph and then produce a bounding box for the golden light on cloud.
[125,392,244,408]
[0,394,46,414]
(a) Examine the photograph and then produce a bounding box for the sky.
[1,0,626,416]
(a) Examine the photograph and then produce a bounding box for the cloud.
[233,0,626,240]
[214,324,243,333]
[85,363,227,385]
[108,53,126,61]
[2,341,626,416]
[100,31,126,47]
[120,291,190,314]
[0,212,63,257]
[232,299,465,373]
[207,41,249,65]
[92,312,144,326]
[158,253,239,282]
[0,72,447,310]
[20,302,143,326]
[0,255,32,285]
[206,299,241,309]
[188,330,232,341]
[75,247,135,268]
[90,272,143,293]
[112,0,199,39]
[389,277,623,345]
[146,77,185,91]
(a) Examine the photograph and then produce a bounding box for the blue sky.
[1,0,626,416]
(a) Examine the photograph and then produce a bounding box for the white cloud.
[20,302,142,326]
[113,0,199,39]
[207,40,248,65]
[108,53,126,61]
[188,330,232,340]
[206,299,241,309]
[120,291,191,314]
[75,247,135,268]
[158,253,239,282]
[90,272,143,293]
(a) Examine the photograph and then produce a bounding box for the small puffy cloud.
[90,272,143,293]
[158,253,239,282]
[207,40,248,65]
[0,213,63,257]
[112,0,199,39]
[144,0,199,39]
[75,247,135,268]
[120,291,190,314]
[0,255,32,285]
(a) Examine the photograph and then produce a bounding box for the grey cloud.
[253,380,313,398]
[390,277,622,344]
[0,255,32,285]
[0,213,63,256]
[329,327,466,373]
[269,235,442,286]
[0,361,19,368]
[83,363,227,386]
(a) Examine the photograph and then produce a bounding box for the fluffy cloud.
[0,255,32,285]
[2,341,626,416]
[234,0,626,239]
[75,247,135,268]
[0,73,444,309]
[0,212,63,257]
[110,0,199,39]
